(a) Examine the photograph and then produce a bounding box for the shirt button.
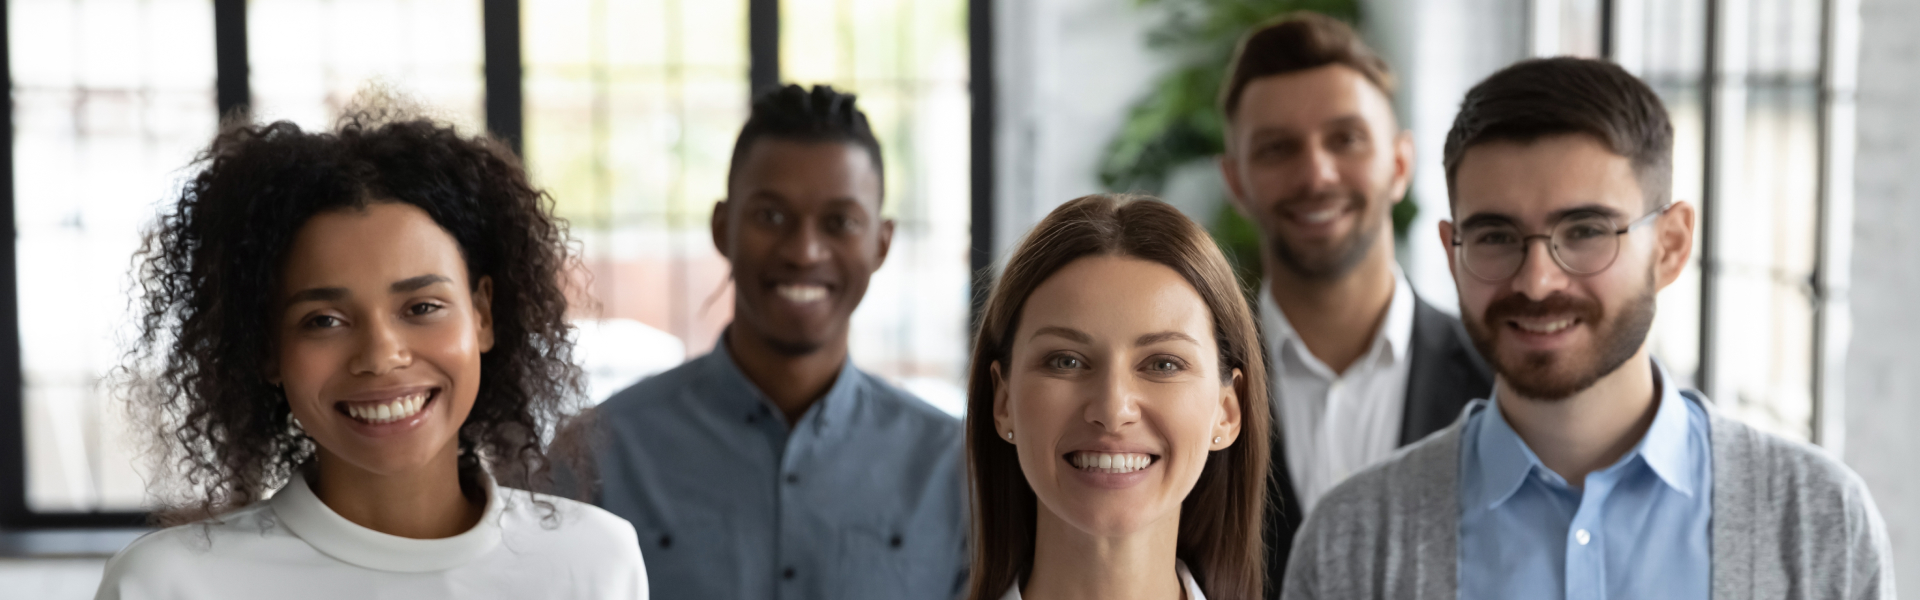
[786,473,799,484]
[1576,529,1592,545]
[745,414,758,424]
[782,567,796,580]
[658,534,673,548]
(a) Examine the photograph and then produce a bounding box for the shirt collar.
[1258,268,1416,370]
[704,328,863,435]
[1636,358,1699,497]
[999,560,1206,600]
[270,470,504,572]
[1467,358,1700,510]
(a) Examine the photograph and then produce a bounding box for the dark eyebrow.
[1323,114,1371,130]
[1457,213,1517,230]
[392,274,452,293]
[745,190,790,205]
[285,287,347,306]
[1458,204,1625,230]
[1545,204,1624,222]
[1136,331,1199,347]
[1029,326,1092,344]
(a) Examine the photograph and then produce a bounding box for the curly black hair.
[124,106,584,525]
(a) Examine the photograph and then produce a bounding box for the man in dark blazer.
[1213,14,1495,597]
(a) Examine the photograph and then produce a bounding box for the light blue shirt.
[586,334,968,600]
[1458,359,1712,600]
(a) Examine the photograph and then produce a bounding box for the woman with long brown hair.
[967,194,1271,600]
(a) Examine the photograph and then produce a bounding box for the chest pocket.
[636,511,740,598]
[835,521,959,599]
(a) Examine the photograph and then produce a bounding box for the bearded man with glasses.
[1280,57,1894,600]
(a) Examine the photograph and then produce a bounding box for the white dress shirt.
[1261,269,1415,515]
[999,560,1206,600]
[95,473,649,600]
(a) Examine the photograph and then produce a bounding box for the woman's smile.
[1063,450,1163,489]
[331,386,442,437]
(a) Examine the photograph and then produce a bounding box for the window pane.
[1622,0,1709,389]
[1531,0,1606,57]
[10,0,216,512]
[782,0,971,416]
[1709,0,1825,441]
[522,0,747,402]
[249,0,485,131]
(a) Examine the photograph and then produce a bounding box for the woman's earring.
[1213,436,1223,444]
[1005,430,1014,441]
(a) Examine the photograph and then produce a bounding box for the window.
[7,0,217,516]
[520,0,747,402]
[248,0,485,131]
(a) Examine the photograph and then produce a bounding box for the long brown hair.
[965,194,1270,599]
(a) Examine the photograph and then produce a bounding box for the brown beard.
[1463,268,1657,400]
[1267,187,1383,281]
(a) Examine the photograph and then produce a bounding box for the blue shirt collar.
[702,328,863,436]
[1468,358,1700,510]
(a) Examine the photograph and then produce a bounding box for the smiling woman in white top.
[965,195,1272,600]
[96,104,645,600]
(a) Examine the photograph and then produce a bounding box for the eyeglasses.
[1450,204,1671,282]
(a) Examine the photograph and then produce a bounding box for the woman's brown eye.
[409,303,441,316]
[1150,359,1180,372]
[308,315,341,329]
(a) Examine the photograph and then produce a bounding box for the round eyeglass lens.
[1461,228,1526,281]
[1552,214,1621,274]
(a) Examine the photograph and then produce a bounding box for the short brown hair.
[1442,57,1674,210]
[965,194,1271,600]
[1220,12,1395,121]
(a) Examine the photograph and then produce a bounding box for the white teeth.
[345,391,430,424]
[1515,318,1575,334]
[775,284,828,303]
[1070,452,1154,474]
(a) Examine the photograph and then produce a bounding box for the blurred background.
[0,0,1915,595]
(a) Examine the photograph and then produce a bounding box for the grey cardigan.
[1281,393,1897,600]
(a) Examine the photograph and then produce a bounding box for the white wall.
[990,0,1172,261]
[1848,0,1920,586]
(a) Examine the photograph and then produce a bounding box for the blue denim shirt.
[1458,359,1713,600]
[587,336,968,599]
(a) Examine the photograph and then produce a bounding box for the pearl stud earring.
[1213,436,1222,444]
[1005,431,1014,440]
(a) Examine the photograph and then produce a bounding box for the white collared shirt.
[94,474,649,600]
[1000,560,1206,600]
[1261,269,1415,515]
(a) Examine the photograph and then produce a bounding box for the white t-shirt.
[95,474,648,600]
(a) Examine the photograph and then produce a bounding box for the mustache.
[1481,292,1604,325]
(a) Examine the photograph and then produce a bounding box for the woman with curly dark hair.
[94,108,648,599]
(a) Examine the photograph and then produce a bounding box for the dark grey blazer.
[1261,295,1495,599]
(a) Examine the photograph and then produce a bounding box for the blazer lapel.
[1400,296,1496,446]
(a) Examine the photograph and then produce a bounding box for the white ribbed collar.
[270,472,504,572]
